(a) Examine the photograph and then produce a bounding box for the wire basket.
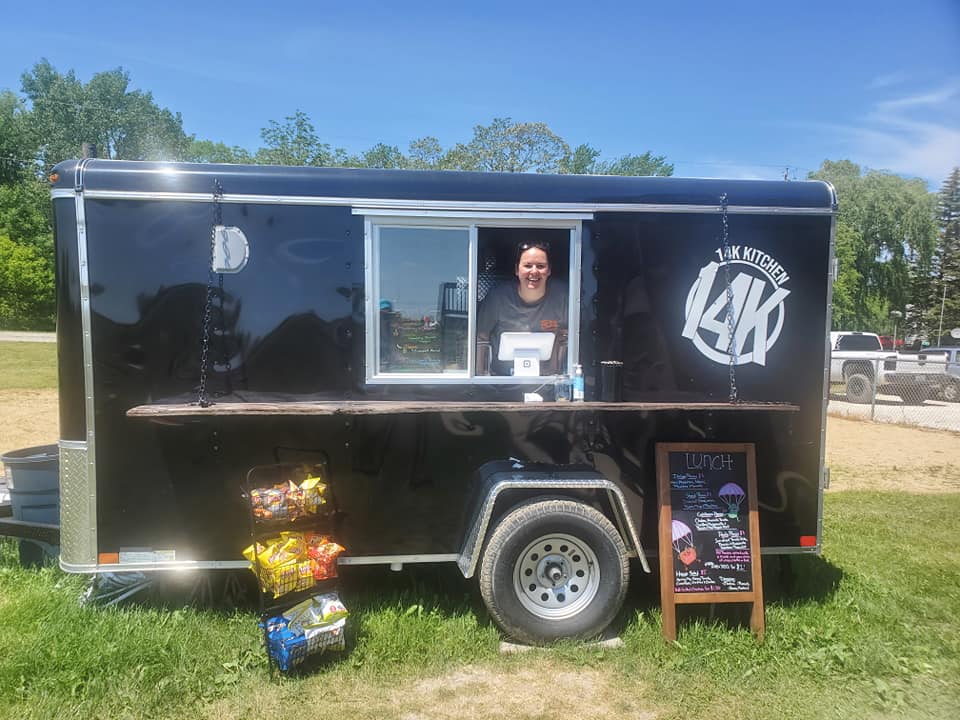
[256,559,316,598]
[262,616,346,672]
[247,468,330,522]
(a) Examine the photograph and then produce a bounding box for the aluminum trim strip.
[338,554,460,565]
[457,477,649,579]
[59,440,87,450]
[817,213,836,552]
[364,219,375,382]
[74,177,98,567]
[467,226,477,375]
[61,560,251,573]
[354,209,594,221]
[60,556,462,574]
[568,224,582,373]
[78,189,835,215]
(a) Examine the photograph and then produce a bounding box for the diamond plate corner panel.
[58,441,96,566]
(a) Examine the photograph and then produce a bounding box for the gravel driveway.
[829,393,960,432]
[0,332,55,343]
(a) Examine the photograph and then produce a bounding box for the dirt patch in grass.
[825,415,960,493]
[0,389,59,464]
[392,662,654,720]
[206,659,658,720]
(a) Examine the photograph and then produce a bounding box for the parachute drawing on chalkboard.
[671,520,697,566]
[718,482,746,520]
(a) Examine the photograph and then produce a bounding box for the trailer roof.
[52,159,836,211]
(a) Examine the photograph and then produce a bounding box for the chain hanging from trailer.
[719,193,739,403]
[198,180,232,407]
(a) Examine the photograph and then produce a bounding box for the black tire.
[942,382,960,403]
[844,373,873,404]
[478,498,629,645]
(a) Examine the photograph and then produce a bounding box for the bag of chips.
[250,474,329,521]
[244,531,346,596]
[283,592,349,634]
[304,534,346,580]
[261,614,346,671]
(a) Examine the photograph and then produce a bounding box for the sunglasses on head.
[516,241,551,262]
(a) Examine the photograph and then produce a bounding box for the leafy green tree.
[830,222,863,330]
[559,144,602,174]
[444,117,571,173]
[931,167,960,342]
[361,143,406,169]
[0,90,38,183]
[407,136,445,169]
[401,118,673,176]
[255,110,347,167]
[0,233,55,329]
[20,59,190,167]
[559,144,672,176]
[0,179,53,259]
[593,151,673,177]
[810,160,937,332]
[185,139,253,164]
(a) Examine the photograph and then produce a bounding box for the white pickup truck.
[829,331,951,404]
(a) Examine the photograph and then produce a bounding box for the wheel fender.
[457,460,649,579]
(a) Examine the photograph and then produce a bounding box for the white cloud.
[868,72,910,90]
[876,85,960,112]
[817,81,960,187]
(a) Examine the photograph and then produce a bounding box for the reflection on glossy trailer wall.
[50,160,835,643]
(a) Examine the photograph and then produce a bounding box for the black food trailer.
[49,159,835,643]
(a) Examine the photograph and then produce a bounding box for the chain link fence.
[829,354,960,432]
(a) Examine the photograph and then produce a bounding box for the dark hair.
[515,240,551,265]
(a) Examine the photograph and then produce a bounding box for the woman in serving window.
[477,240,568,375]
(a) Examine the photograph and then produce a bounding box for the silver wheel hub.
[514,533,600,620]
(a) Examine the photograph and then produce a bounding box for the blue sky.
[1,1,958,187]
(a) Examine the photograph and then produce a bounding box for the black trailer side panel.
[51,161,833,566]
[584,212,829,550]
[82,200,363,400]
[53,198,85,441]
[88,409,808,560]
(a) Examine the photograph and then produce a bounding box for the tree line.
[0,59,958,343]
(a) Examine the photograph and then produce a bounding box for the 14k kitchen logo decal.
[682,246,790,367]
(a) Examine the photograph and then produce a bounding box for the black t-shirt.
[477,280,569,375]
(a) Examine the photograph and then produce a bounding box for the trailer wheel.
[943,382,960,403]
[478,499,629,645]
[844,373,873,404]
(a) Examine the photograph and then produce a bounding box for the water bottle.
[572,364,585,402]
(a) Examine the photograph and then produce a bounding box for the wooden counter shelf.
[127,400,800,419]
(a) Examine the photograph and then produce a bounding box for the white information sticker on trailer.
[119,548,177,563]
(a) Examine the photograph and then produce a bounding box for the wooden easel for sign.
[656,442,764,642]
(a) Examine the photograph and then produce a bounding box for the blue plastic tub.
[1,444,59,563]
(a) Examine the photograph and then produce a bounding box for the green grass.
[1,492,958,720]
[0,342,57,390]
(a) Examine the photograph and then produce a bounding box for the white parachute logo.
[681,249,791,367]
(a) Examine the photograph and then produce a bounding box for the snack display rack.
[243,462,346,672]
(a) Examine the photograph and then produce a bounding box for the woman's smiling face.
[516,246,551,291]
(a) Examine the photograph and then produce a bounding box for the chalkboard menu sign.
[656,442,764,641]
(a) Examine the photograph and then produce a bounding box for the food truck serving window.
[362,215,583,384]
[374,225,471,376]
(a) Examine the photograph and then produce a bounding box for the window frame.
[362,213,585,384]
